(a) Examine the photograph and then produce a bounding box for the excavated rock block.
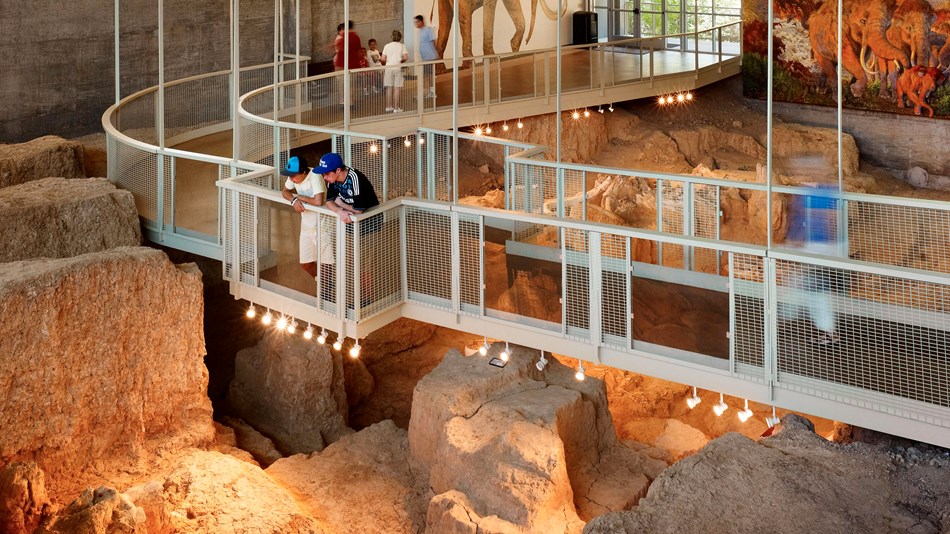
[0,248,213,493]
[40,487,146,534]
[228,331,350,455]
[0,463,52,534]
[584,415,949,534]
[0,136,85,189]
[771,123,860,179]
[220,417,283,467]
[267,420,426,534]
[124,451,319,534]
[0,178,141,262]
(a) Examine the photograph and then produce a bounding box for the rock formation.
[0,247,213,500]
[411,346,666,532]
[40,487,146,534]
[220,417,284,467]
[227,331,350,454]
[585,415,950,534]
[0,463,52,534]
[0,178,141,262]
[0,136,85,189]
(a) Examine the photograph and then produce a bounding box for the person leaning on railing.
[280,156,329,282]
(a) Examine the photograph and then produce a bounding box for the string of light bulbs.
[245,302,361,358]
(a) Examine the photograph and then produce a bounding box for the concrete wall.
[309,0,404,64]
[0,0,310,143]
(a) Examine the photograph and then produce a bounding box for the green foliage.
[932,84,950,116]
[742,52,767,98]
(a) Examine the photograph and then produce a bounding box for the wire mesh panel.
[237,190,260,286]
[774,258,950,420]
[601,233,629,347]
[386,133,419,199]
[659,179,685,268]
[315,212,340,317]
[347,136,386,198]
[353,207,402,320]
[730,253,767,380]
[563,168,587,220]
[115,91,158,145]
[692,183,721,274]
[564,227,591,340]
[846,199,950,274]
[162,73,231,146]
[112,141,158,230]
[511,164,555,215]
[458,213,483,315]
[404,205,453,309]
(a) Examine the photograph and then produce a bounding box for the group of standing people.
[331,16,439,114]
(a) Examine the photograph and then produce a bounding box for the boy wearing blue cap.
[314,152,379,223]
[280,155,329,279]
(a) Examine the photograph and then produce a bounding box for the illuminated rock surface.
[0,463,52,534]
[0,178,141,262]
[40,487,146,534]
[0,136,85,189]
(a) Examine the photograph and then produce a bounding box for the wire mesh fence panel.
[112,142,159,229]
[846,200,950,274]
[458,213,483,316]
[386,133,419,199]
[774,258,950,420]
[354,208,402,319]
[162,73,231,146]
[563,168,587,220]
[115,91,158,145]
[347,136,386,198]
[692,183,721,274]
[240,115,276,165]
[510,163,555,215]
[730,253,767,380]
[404,205,453,309]
[432,133,451,202]
[659,179,685,268]
[601,233,629,347]
[564,228,591,340]
[237,190,260,286]
[315,212,340,317]
[498,54,538,102]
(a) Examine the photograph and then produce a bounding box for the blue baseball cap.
[280,156,310,177]
[314,153,344,175]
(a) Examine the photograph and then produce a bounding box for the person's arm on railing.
[282,185,307,214]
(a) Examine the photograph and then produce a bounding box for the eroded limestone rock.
[0,462,52,534]
[0,136,85,189]
[219,417,283,467]
[0,178,141,262]
[40,487,146,534]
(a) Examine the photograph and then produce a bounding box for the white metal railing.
[218,170,950,440]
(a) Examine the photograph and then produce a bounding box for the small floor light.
[737,399,753,423]
[575,361,586,381]
[499,342,511,362]
[303,325,314,340]
[479,337,490,356]
[686,387,702,409]
[713,393,729,417]
[349,341,361,358]
[332,338,343,351]
[286,320,297,334]
[246,303,257,319]
[765,406,781,428]
[262,310,273,326]
[536,352,549,372]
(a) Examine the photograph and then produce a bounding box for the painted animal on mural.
[431,0,566,59]
[896,65,947,115]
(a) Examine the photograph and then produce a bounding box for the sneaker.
[393,107,404,113]
[385,107,393,112]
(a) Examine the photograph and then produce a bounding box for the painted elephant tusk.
[861,44,880,75]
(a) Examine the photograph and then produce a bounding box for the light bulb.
[535,352,548,372]
[677,93,685,103]
[485,126,492,134]
[478,337,489,356]
[686,387,702,409]
[765,407,781,428]
[332,339,342,351]
[286,320,297,334]
[276,316,288,330]
[246,304,256,319]
[474,127,483,136]
[571,110,580,120]
[517,120,524,128]
[583,109,590,118]
[738,400,753,423]
[419,137,425,145]
[262,311,273,326]
[686,92,694,101]
[713,394,728,417]
[499,342,510,362]
[575,361,585,381]
[404,137,412,147]
[597,106,604,113]
[502,123,509,131]
[369,144,379,154]
[317,330,328,344]
[303,326,313,340]
[658,96,666,105]
[349,342,361,358]
[608,104,614,112]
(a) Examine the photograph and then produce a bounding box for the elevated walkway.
[102,26,950,448]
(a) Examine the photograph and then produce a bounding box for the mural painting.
[743,0,950,117]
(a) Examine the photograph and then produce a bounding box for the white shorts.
[299,224,335,265]
[384,68,404,88]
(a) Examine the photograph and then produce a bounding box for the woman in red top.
[332,21,363,105]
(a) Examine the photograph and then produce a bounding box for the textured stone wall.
[0,0,310,142]
[309,0,404,63]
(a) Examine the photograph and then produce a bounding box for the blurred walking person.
[381,30,409,113]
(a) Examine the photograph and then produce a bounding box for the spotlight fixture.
[535,352,549,372]
[478,337,490,356]
[686,387,702,409]
[583,109,590,118]
[516,119,524,129]
[575,361,586,381]
[303,325,314,340]
[419,136,425,145]
[571,110,580,120]
[737,399,753,423]
[502,122,509,131]
[473,127,483,136]
[686,92,694,101]
[485,126,492,134]
[608,103,614,112]
[286,320,297,334]
[713,393,729,417]
[332,338,343,351]
[499,342,511,362]
[676,93,685,103]
[404,137,412,147]
[658,95,666,105]
[597,105,604,113]
[276,315,288,331]
[262,310,273,326]
[246,303,257,319]
[349,341,361,358]
[765,406,781,428]
[317,329,328,344]
[369,144,379,154]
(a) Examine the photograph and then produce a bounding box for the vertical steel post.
[556,0,562,165]
[728,252,736,374]
[766,0,774,249]
[231,0,241,162]
[452,0,459,204]
[343,0,350,129]
[354,218,361,321]
[114,0,120,104]
[399,207,408,301]
[589,232,603,347]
